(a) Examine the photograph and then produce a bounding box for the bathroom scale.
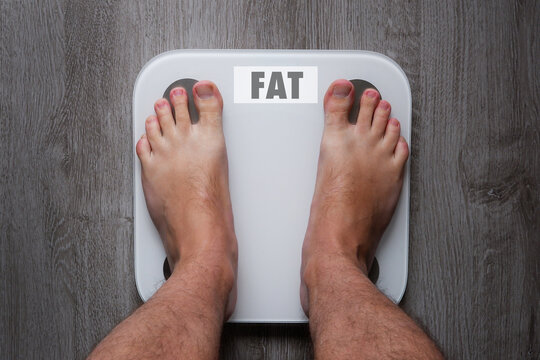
[133,50,411,323]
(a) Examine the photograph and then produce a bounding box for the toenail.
[365,90,378,98]
[390,118,400,126]
[195,84,214,99]
[332,83,352,98]
[379,101,390,110]
[171,88,184,98]
[156,100,168,109]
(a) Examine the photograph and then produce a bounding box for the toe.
[394,136,409,164]
[169,87,191,131]
[383,117,401,151]
[145,115,162,146]
[371,100,391,137]
[356,89,380,132]
[154,99,176,136]
[323,79,354,127]
[193,81,223,127]
[136,134,151,161]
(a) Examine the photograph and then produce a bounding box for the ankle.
[169,231,238,290]
[168,228,238,268]
[302,252,368,291]
[302,224,380,277]
[172,254,236,295]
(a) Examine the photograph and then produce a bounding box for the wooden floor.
[1,1,538,359]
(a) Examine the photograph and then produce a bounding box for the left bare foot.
[136,81,238,316]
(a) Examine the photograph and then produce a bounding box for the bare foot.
[300,79,409,314]
[136,81,237,317]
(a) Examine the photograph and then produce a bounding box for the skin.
[301,80,443,359]
[88,80,443,360]
[89,82,237,360]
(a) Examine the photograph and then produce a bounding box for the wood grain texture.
[1,0,538,359]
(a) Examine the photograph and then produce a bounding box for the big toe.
[323,79,354,127]
[193,81,223,127]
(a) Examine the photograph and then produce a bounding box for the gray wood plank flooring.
[1,1,538,359]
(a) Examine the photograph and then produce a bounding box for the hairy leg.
[301,80,443,359]
[89,81,237,360]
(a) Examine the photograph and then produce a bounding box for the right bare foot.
[136,81,237,316]
[301,79,409,314]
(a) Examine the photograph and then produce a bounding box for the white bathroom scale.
[133,50,411,323]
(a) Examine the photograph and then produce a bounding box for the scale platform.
[133,50,411,323]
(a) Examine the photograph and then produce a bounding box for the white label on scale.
[234,66,318,103]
